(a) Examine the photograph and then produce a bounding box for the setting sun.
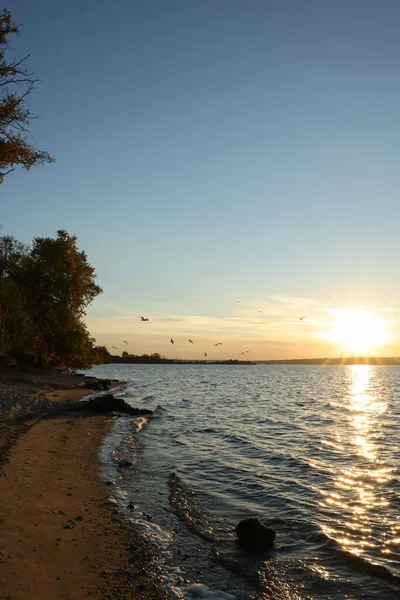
[319,310,387,354]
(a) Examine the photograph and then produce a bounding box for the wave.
[169,472,217,542]
[311,528,400,585]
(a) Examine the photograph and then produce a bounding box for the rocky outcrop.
[235,517,276,552]
[77,394,153,416]
[82,379,112,391]
[45,393,153,418]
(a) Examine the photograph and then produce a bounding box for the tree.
[20,230,102,365]
[0,230,103,367]
[0,236,30,355]
[92,345,111,364]
[0,9,54,183]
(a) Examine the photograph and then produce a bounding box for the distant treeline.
[0,231,105,369]
[259,357,400,365]
[106,352,254,365]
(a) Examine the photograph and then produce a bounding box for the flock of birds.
[109,310,308,358]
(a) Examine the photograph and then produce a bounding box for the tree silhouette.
[0,230,102,367]
[0,9,54,183]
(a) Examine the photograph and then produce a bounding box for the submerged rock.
[118,460,133,468]
[235,517,276,552]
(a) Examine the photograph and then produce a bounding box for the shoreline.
[0,370,167,599]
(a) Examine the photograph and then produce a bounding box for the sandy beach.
[0,370,167,600]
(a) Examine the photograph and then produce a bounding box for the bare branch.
[0,166,14,182]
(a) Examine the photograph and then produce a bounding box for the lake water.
[80,363,400,599]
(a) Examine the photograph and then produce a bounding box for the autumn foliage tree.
[0,230,103,367]
[0,9,54,183]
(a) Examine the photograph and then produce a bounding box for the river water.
[80,363,400,599]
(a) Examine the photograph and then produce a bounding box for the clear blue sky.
[2,0,400,358]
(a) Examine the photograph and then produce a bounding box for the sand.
[0,371,167,600]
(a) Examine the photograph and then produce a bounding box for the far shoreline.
[90,356,400,367]
[257,356,400,365]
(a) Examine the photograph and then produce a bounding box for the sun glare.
[319,310,387,354]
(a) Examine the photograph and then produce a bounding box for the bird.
[188,339,194,344]
[123,340,128,344]
[170,338,174,345]
[112,346,117,350]
[139,317,149,321]
[258,310,262,313]
[204,352,207,357]
[299,315,307,321]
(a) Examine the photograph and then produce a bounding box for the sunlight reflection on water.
[321,365,394,561]
[349,365,387,461]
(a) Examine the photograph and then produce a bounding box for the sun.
[320,310,387,354]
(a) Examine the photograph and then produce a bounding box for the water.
[80,364,400,599]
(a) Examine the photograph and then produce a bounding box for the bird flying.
[123,340,128,344]
[299,315,307,321]
[214,342,223,346]
[204,352,207,357]
[170,338,174,345]
[188,339,194,344]
[112,346,117,350]
[139,317,149,321]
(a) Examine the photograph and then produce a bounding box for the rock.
[83,380,104,390]
[118,460,133,468]
[83,379,112,391]
[235,517,276,552]
[78,394,153,416]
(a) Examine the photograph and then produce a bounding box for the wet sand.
[0,371,167,599]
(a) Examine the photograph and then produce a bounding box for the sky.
[2,0,400,360]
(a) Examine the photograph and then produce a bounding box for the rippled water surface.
[82,364,400,599]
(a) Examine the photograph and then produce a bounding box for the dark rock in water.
[83,379,113,391]
[78,394,153,416]
[118,460,133,468]
[83,380,104,390]
[235,517,276,552]
[47,393,153,419]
